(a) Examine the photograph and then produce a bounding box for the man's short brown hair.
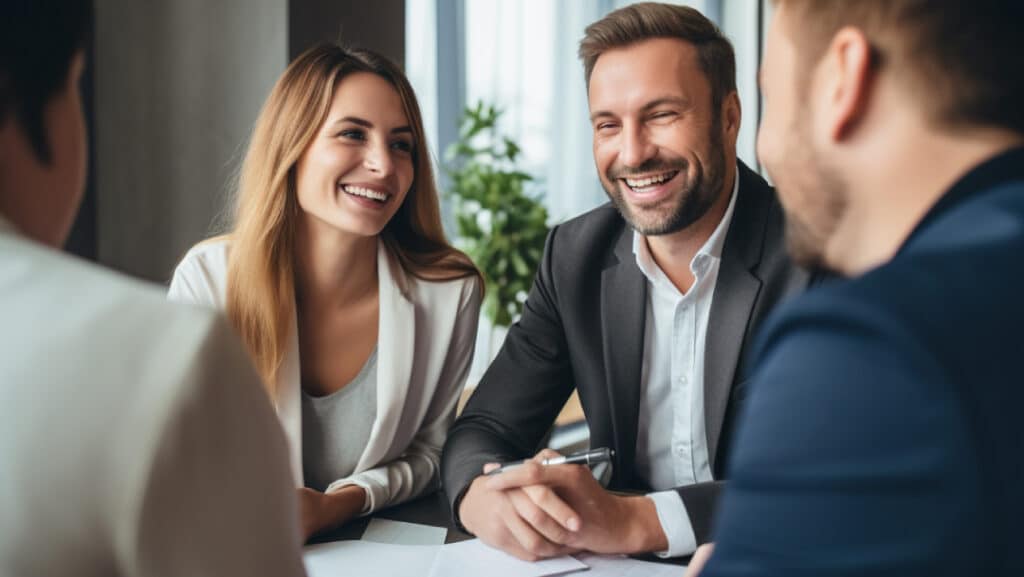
[579,2,736,116]
[773,0,1024,135]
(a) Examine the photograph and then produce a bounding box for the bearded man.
[441,2,813,562]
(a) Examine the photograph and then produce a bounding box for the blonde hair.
[223,43,479,392]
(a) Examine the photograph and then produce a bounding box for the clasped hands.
[458,449,667,561]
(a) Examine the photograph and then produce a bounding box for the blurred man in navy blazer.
[685,1,1024,576]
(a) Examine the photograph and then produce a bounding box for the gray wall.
[94,1,287,282]
[288,0,405,64]
[94,1,406,282]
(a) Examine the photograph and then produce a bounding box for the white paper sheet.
[426,538,588,577]
[304,540,440,577]
[575,553,685,576]
[361,518,448,546]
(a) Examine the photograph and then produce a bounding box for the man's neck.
[830,123,1024,276]
[645,167,735,294]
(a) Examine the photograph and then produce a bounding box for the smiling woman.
[166,43,482,540]
[295,72,416,240]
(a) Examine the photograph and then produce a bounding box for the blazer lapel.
[275,309,305,486]
[354,240,415,472]
[600,227,647,488]
[703,162,769,472]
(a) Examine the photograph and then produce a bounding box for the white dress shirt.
[635,168,739,557]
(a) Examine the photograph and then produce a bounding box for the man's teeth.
[341,185,389,202]
[625,172,674,188]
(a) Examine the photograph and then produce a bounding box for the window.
[407,0,771,385]
[408,0,770,229]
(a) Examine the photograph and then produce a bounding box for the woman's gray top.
[301,346,378,492]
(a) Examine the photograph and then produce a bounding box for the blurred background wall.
[84,0,403,283]
[72,0,765,287]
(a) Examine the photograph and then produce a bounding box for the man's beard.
[601,119,727,236]
[771,118,848,272]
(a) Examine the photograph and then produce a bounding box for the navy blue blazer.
[702,147,1024,576]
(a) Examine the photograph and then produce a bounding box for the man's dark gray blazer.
[442,161,811,545]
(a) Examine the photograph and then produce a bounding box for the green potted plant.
[446,101,549,328]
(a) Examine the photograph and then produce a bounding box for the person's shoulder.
[72,237,224,335]
[759,274,903,337]
[538,202,629,273]
[552,202,626,243]
[2,236,237,386]
[72,248,228,349]
[749,265,953,388]
[0,238,262,564]
[407,270,482,313]
[175,236,231,277]
[168,236,232,305]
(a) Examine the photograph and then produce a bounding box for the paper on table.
[427,538,588,577]
[304,540,439,577]
[575,553,685,576]
[361,518,447,546]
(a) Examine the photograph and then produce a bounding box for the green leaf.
[444,100,550,327]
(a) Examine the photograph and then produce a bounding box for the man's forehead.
[587,38,708,110]
[590,37,701,78]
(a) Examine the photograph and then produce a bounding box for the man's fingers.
[502,495,572,560]
[523,484,581,532]
[508,487,577,546]
[486,460,587,491]
[483,462,500,474]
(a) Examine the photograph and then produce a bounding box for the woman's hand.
[297,485,367,540]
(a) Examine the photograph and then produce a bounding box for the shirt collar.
[702,165,740,260]
[633,164,740,283]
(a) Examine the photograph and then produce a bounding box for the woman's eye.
[339,129,366,140]
[391,140,413,153]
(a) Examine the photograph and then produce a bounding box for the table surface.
[308,490,472,545]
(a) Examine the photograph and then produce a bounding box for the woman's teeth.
[341,184,389,202]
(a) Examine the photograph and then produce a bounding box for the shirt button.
[678,375,688,385]
[675,445,687,456]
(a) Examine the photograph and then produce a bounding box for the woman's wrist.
[323,484,367,529]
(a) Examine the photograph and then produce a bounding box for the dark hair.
[774,0,1024,135]
[579,2,736,116]
[0,0,92,164]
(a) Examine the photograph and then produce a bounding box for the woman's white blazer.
[167,239,481,514]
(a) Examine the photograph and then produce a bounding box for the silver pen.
[486,447,615,475]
